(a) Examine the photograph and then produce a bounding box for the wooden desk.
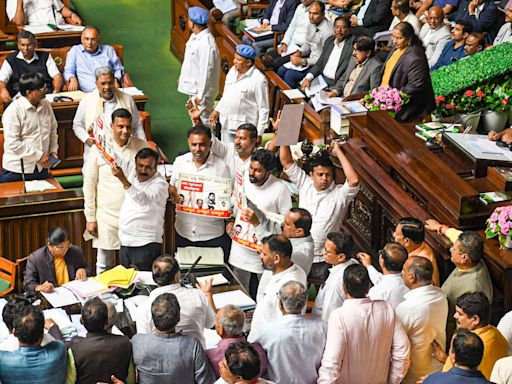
[0,178,62,198]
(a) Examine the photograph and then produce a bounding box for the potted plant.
[485,205,512,248]
[481,79,511,133]
[362,86,409,118]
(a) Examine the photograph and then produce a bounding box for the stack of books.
[414,122,462,141]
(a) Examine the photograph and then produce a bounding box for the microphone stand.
[20,158,26,193]
[180,256,202,287]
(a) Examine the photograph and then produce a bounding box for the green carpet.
[73,0,190,161]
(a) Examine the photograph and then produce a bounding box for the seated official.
[0,305,67,384]
[64,26,125,92]
[216,342,274,384]
[0,31,63,103]
[380,22,435,122]
[424,329,493,384]
[494,6,512,46]
[419,6,451,68]
[463,32,485,56]
[327,35,383,98]
[488,127,512,144]
[349,0,393,36]
[0,72,58,183]
[389,0,421,35]
[453,0,498,43]
[431,20,473,71]
[6,0,82,26]
[23,227,88,293]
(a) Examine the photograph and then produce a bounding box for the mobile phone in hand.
[49,154,61,168]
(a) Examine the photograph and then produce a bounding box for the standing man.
[169,124,232,259]
[64,26,125,92]
[209,44,269,143]
[318,264,411,384]
[0,30,63,103]
[73,66,146,170]
[280,141,359,282]
[419,6,451,68]
[112,148,168,272]
[83,108,147,274]
[396,256,448,384]
[247,235,307,341]
[178,7,220,122]
[0,72,58,183]
[255,281,326,384]
[312,231,359,321]
[228,149,292,295]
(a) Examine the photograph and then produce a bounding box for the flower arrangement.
[362,86,410,118]
[485,205,512,247]
[483,78,512,112]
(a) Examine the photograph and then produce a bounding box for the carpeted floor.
[73,0,189,161]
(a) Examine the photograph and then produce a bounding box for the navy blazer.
[385,44,435,122]
[454,0,498,42]
[23,244,88,292]
[361,0,393,34]
[263,0,300,33]
[423,367,492,384]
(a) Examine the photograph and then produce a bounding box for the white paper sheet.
[176,247,224,266]
[120,87,144,96]
[283,61,308,71]
[213,0,238,13]
[25,180,57,192]
[41,287,80,307]
[63,278,108,298]
[283,89,305,99]
[134,271,156,286]
[212,290,256,310]
[70,314,87,337]
[44,308,73,329]
[196,273,229,286]
[124,295,150,320]
[304,75,328,97]
[204,328,222,350]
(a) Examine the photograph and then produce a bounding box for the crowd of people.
[0,0,512,383]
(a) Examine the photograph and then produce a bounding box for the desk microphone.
[20,158,26,193]
[180,255,202,287]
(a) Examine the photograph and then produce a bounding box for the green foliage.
[431,42,512,98]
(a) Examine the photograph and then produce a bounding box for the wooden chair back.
[0,257,16,297]
[15,256,29,294]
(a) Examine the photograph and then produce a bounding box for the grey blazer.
[333,55,383,96]
[307,34,355,84]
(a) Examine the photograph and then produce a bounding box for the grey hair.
[219,304,245,337]
[278,281,307,314]
[103,300,118,332]
[95,66,114,80]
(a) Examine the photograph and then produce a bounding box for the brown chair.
[239,0,270,22]
[0,257,16,297]
[15,256,29,294]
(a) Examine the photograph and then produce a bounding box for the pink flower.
[380,104,387,110]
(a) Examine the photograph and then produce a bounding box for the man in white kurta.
[209,44,269,143]
[6,0,82,26]
[312,231,358,321]
[248,235,307,342]
[396,256,448,384]
[228,149,292,294]
[73,66,146,170]
[178,7,220,122]
[418,6,451,68]
[83,109,147,273]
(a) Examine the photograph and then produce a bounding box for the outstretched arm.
[331,141,359,187]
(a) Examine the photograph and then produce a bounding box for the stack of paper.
[41,287,80,307]
[176,247,224,267]
[196,273,229,286]
[44,308,78,341]
[97,265,137,288]
[25,180,57,192]
[213,290,256,310]
[63,278,110,298]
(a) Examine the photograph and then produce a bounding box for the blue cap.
[236,44,256,60]
[188,7,209,25]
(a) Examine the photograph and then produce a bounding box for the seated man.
[453,0,498,43]
[419,6,451,68]
[431,20,472,71]
[7,0,82,26]
[389,0,422,34]
[494,6,512,45]
[0,30,63,103]
[328,35,383,98]
[23,227,88,293]
[350,0,393,35]
[241,0,299,57]
[131,293,216,384]
[0,305,67,384]
[0,72,58,183]
[64,26,125,92]
[217,342,271,384]
[463,32,485,56]
[67,298,135,384]
[206,305,267,378]
[424,329,493,384]
[276,1,332,87]
[300,16,354,90]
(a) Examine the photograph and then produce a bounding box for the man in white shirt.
[0,72,58,183]
[73,66,146,170]
[228,149,292,295]
[83,108,147,274]
[254,281,326,384]
[396,256,448,384]
[280,141,359,282]
[248,235,307,341]
[209,44,269,143]
[7,0,82,26]
[178,7,220,122]
[358,242,409,309]
[0,30,63,104]
[494,6,512,45]
[312,231,358,321]
[134,255,215,348]
[168,124,232,260]
[318,264,411,384]
[112,147,168,272]
[419,6,451,68]
[497,309,512,354]
[389,0,421,34]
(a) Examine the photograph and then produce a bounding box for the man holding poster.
[169,124,232,260]
[227,149,292,296]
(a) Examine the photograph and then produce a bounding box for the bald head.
[428,6,444,29]
[380,242,408,273]
[402,256,433,289]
